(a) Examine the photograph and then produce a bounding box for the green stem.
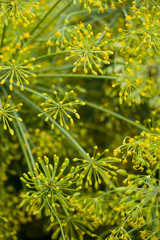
[34,74,117,80]
[0,23,6,49]
[31,51,69,64]
[30,0,61,36]
[27,0,72,44]
[46,198,66,240]
[12,87,88,159]
[12,120,33,173]
[64,8,99,25]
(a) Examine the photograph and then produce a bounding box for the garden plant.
[0,0,160,239]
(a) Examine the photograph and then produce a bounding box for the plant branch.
[34,74,117,80]
[27,0,73,44]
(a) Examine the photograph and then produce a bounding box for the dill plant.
[0,0,160,240]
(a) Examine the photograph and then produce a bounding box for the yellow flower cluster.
[119,6,160,54]
[0,95,23,135]
[0,54,41,91]
[73,146,121,189]
[0,0,39,26]
[38,90,85,130]
[114,130,160,171]
[65,23,113,75]
[73,0,125,12]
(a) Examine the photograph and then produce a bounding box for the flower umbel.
[114,131,160,171]
[64,23,113,75]
[0,95,23,135]
[73,146,121,189]
[0,57,41,91]
[20,155,81,215]
[0,0,39,25]
[38,90,85,130]
[106,227,131,240]
[47,208,99,240]
[73,0,124,12]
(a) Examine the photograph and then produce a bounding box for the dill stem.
[30,0,62,36]
[33,74,117,80]
[0,23,6,49]
[46,198,66,240]
[27,0,73,44]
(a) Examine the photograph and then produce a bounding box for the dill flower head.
[118,175,160,229]
[46,26,71,52]
[114,131,160,171]
[64,23,113,75]
[38,90,85,130]
[73,0,125,12]
[112,58,158,105]
[119,6,160,54]
[133,0,160,7]
[0,54,41,91]
[106,227,131,240]
[47,208,99,240]
[77,191,110,221]
[73,146,121,189]
[0,0,39,25]
[20,155,82,215]
[0,95,23,135]
[140,227,160,240]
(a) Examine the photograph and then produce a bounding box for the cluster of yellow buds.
[64,23,113,75]
[118,175,159,230]
[38,90,85,131]
[106,227,131,240]
[114,131,160,171]
[0,0,39,26]
[119,6,160,54]
[0,56,41,91]
[73,146,121,189]
[73,0,125,13]
[0,95,23,135]
[20,155,82,215]
[48,209,99,240]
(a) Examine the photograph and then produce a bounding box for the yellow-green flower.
[38,90,85,130]
[0,95,23,135]
[73,146,121,189]
[64,23,113,75]
[0,56,41,91]
[0,0,39,25]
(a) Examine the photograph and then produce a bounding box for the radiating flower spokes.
[114,131,160,171]
[117,175,160,229]
[38,90,85,130]
[73,146,121,189]
[64,23,113,75]
[106,226,131,240]
[0,95,23,135]
[0,56,41,91]
[47,208,99,240]
[20,155,82,215]
[133,0,160,7]
[118,6,160,54]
